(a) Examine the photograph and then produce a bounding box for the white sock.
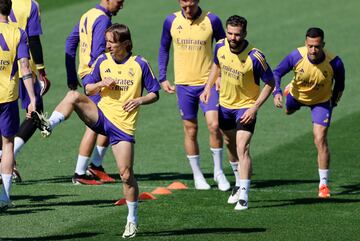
[319,169,329,186]
[210,148,223,177]
[91,145,108,167]
[230,161,241,186]
[74,155,89,175]
[13,137,25,159]
[49,111,65,130]
[187,155,204,178]
[0,150,2,159]
[126,200,138,224]
[239,179,251,201]
[1,173,12,201]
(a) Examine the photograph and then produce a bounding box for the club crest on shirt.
[200,23,206,31]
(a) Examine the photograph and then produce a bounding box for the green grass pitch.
[1,0,360,240]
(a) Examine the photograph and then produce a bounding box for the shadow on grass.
[138,227,266,237]
[12,194,75,202]
[254,197,360,209]
[20,172,210,184]
[337,183,360,195]
[13,199,115,209]
[0,232,100,240]
[1,208,54,215]
[252,179,318,189]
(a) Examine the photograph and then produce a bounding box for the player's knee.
[119,167,133,184]
[184,124,198,138]
[207,121,219,134]
[314,135,327,148]
[66,90,81,103]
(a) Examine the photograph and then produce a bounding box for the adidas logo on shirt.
[105,68,111,73]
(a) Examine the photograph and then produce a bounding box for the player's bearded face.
[305,37,325,62]
[226,25,246,51]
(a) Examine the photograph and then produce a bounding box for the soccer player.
[65,0,124,185]
[200,15,275,210]
[32,23,160,238]
[158,0,230,191]
[0,0,36,210]
[273,27,345,198]
[0,0,50,182]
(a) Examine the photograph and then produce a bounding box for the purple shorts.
[219,106,256,133]
[89,108,134,145]
[19,77,43,110]
[286,94,332,127]
[88,93,101,105]
[176,84,219,120]
[0,100,20,137]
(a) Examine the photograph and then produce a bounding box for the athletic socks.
[230,161,241,187]
[319,169,329,186]
[91,145,108,167]
[239,179,251,202]
[74,155,89,175]
[0,173,12,201]
[49,111,65,130]
[187,155,204,178]
[126,200,138,225]
[13,137,25,159]
[210,148,223,177]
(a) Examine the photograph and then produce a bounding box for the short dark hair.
[306,27,324,41]
[0,0,12,16]
[226,15,247,32]
[106,23,133,52]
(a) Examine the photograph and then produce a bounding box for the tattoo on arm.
[19,58,32,76]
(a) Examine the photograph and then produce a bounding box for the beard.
[227,39,243,52]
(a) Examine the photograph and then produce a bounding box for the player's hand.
[161,80,176,94]
[240,107,258,125]
[101,77,116,88]
[26,101,36,119]
[38,68,51,96]
[67,78,82,90]
[200,89,210,104]
[273,93,283,108]
[123,98,142,112]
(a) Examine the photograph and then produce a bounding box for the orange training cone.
[139,192,157,200]
[151,187,172,195]
[114,198,126,206]
[167,181,188,190]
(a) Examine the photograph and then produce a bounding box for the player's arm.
[200,42,222,103]
[272,49,301,108]
[158,15,176,93]
[90,16,109,64]
[241,51,275,124]
[200,63,220,104]
[65,23,81,90]
[208,13,226,41]
[83,55,110,95]
[28,0,50,96]
[330,56,345,107]
[18,30,36,116]
[123,57,161,113]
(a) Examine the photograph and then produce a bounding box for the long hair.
[106,23,133,52]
